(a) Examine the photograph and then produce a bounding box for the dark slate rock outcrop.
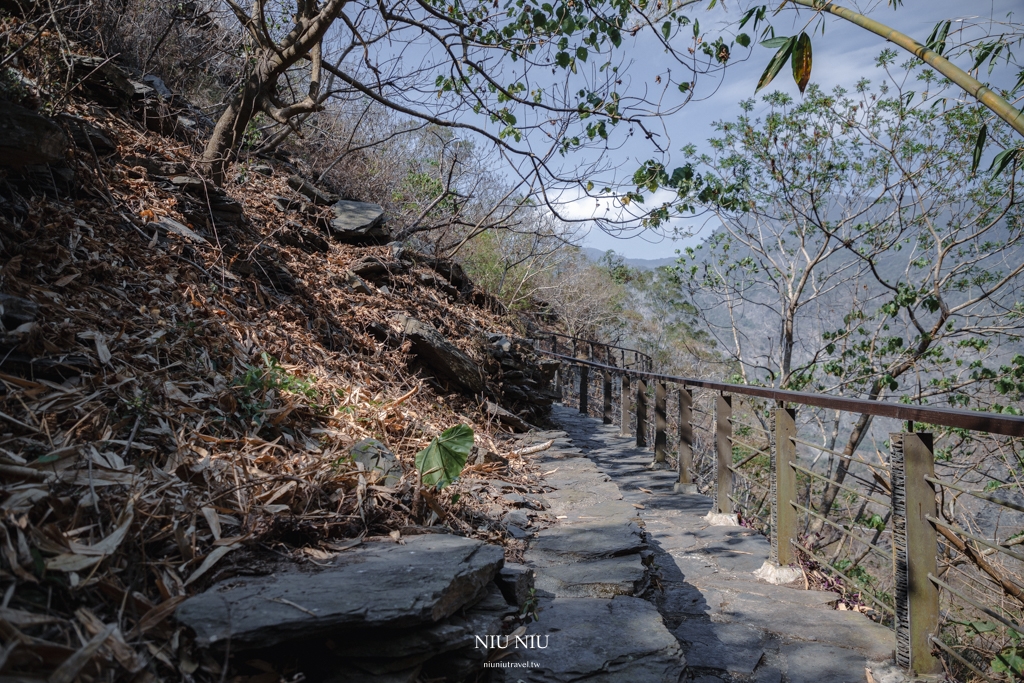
[396,315,485,394]
[176,534,504,650]
[0,100,68,167]
[288,174,339,206]
[496,597,686,683]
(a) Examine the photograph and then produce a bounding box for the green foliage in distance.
[415,424,474,489]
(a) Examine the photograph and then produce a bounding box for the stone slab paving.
[498,404,907,683]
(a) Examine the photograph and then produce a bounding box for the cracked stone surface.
[521,404,905,683]
[175,534,503,650]
[493,427,683,681]
[497,597,686,683]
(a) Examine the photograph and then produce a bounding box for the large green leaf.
[415,424,474,488]
[756,36,795,93]
[791,32,812,95]
[992,647,1024,676]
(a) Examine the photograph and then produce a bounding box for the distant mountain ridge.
[581,247,678,270]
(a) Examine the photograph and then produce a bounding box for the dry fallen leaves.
[0,71,548,683]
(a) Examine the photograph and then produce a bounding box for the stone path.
[499,405,906,683]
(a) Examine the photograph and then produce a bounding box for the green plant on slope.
[415,424,474,489]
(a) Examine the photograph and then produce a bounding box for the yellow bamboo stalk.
[787,0,1024,137]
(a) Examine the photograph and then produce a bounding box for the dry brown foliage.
[0,36,555,683]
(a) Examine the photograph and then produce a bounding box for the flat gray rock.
[533,555,648,598]
[715,598,894,661]
[329,200,388,243]
[496,597,685,682]
[327,585,512,662]
[781,642,877,683]
[176,535,503,649]
[673,619,766,674]
[542,487,629,516]
[529,518,644,563]
[698,577,839,608]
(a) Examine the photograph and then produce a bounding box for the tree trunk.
[202,70,264,185]
[815,381,880,524]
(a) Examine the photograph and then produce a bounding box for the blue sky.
[573,0,1022,259]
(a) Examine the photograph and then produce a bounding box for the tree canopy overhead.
[202,0,740,200]
[199,0,1024,240]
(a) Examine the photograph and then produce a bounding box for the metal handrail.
[729,417,772,437]
[540,332,654,371]
[543,332,1024,677]
[536,348,1024,437]
[791,500,893,561]
[728,435,770,457]
[727,465,770,490]
[928,637,999,683]
[925,514,1024,563]
[928,573,1024,635]
[792,539,896,616]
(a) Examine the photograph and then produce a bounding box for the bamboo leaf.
[989,147,1021,179]
[1011,69,1024,95]
[972,41,996,73]
[415,424,474,488]
[925,19,950,55]
[971,123,987,176]
[756,36,795,93]
[791,32,812,95]
[760,36,789,48]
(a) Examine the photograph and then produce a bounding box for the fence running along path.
[535,334,1024,679]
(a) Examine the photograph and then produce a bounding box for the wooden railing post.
[772,406,797,566]
[579,365,589,416]
[675,387,696,493]
[891,432,941,675]
[715,393,733,514]
[653,381,668,465]
[636,378,648,448]
[620,374,631,437]
[602,369,613,424]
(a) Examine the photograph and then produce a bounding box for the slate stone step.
[496,597,686,683]
[533,555,648,598]
[175,534,503,650]
[545,404,907,683]
[529,517,646,563]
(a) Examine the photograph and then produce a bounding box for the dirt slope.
[0,39,556,681]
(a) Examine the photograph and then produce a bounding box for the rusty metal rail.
[537,336,1024,679]
[545,332,653,372]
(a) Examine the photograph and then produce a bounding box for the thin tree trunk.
[203,71,263,185]
[816,381,880,521]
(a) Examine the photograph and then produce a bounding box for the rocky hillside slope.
[0,25,560,682]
